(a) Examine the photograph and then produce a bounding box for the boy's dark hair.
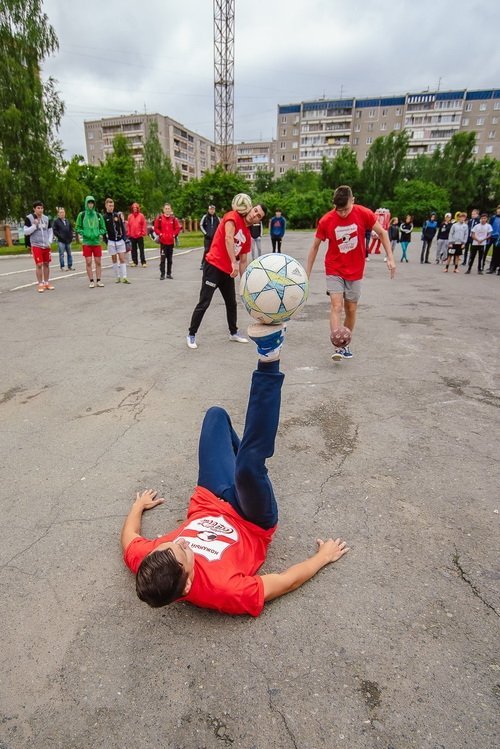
[258,202,267,216]
[136,547,188,608]
[333,186,353,208]
[32,200,44,209]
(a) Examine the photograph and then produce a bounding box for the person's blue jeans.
[58,241,73,269]
[197,360,284,529]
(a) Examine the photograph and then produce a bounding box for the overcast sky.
[41,0,499,161]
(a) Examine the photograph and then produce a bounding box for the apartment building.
[276,88,500,176]
[84,114,217,181]
[235,140,275,182]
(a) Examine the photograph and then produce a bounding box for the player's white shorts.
[107,240,126,255]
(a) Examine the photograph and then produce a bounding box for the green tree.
[320,147,360,192]
[137,121,181,216]
[385,179,449,225]
[176,165,249,219]
[53,155,95,219]
[0,0,64,219]
[470,156,500,212]
[439,131,477,211]
[360,130,410,207]
[252,169,275,194]
[95,135,139,212]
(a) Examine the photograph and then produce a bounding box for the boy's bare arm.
[260,538,349,602]
[120,489,164,552]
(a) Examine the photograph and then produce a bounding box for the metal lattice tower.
[213,0,235,171]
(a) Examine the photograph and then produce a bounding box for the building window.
[352,137,359,145]
[462,118,469,126]
[396,108,401,115]
[366,137,373,145]
[281,128,287,136]
[485,145,493,154]
[492,117,498,125]
[368,123,374,131]
[382,108,388,116]
[494,102,500,110]
[279,167,285,173]
[292,142,298,148]
[281,116,287,123]
[292,128,298,135]
[292,153,298,161]
[280,141,286,149]
[369,109,376,118]
[380,122,387,131]
[489,130,496,138]
[465,103,472,111]
[479,103,487,111]
[473,145,479,154]
[355,124,360,132]
[476,117,485,126]
[394,122,401,130]
[356,111,362,119]
[280,155,285,162]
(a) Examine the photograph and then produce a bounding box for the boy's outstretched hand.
[134,489,165,511]
[315,537,349,563]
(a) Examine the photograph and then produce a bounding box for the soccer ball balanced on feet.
[331,326,352,348]
[240,253,309,324]
[231,193,253,215]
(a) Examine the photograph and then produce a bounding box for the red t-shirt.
[124,486,276,617]
[315,205,376,281]
[205,210,251,274]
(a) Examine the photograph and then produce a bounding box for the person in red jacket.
[154,203,181,279]
[127,202,147,266]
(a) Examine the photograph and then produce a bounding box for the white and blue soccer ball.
[232,193,252,215]
[240,253,309,324]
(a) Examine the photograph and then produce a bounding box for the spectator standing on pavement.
[269,210,286,253]
[52,208,74,271]
[186,201,267,350]
[154,203,181,280]
[103,198,130,284]
[24,201,54,293]
[127,202,147,266]
[466,213,492,274]
[75,196,106,288]
[435,213,452,264]
[443,213,468,273]
[250,220,263,259]
[420,212,438,264]
[388,217,400,256]
[486,205,500,274]
[462,209,480,266]
[399,215,413,262]
[199,205,220,269]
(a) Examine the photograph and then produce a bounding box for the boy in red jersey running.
[121,326,349,616]
[306,185,396,360]
[186,200,266,349]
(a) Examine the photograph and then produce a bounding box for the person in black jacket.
[52,208,74,270]
[199,205,220,270]
[103,198,130,284]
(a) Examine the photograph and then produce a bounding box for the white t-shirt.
[471,222,492,245]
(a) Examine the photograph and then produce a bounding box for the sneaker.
[89,281,95,288]
[332,346,353,361]
[115,277,121,283]
[130,262,138,267]
[167,274,173,279]
[247,323,285,360]
[121,277,131,284]
[160,275,165,280]
[44,283,55,290]
[229,331,249,344]
[37,283,45,293]
[96,280,104,287]
[186,335,197,349]
[141,262,147,267]
[465,269,471,274]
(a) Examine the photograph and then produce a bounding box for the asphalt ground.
[0,235,499,749]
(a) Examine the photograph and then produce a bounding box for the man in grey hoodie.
[24,201,54,293]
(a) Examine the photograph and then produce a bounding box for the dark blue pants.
[197,360,284,529]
